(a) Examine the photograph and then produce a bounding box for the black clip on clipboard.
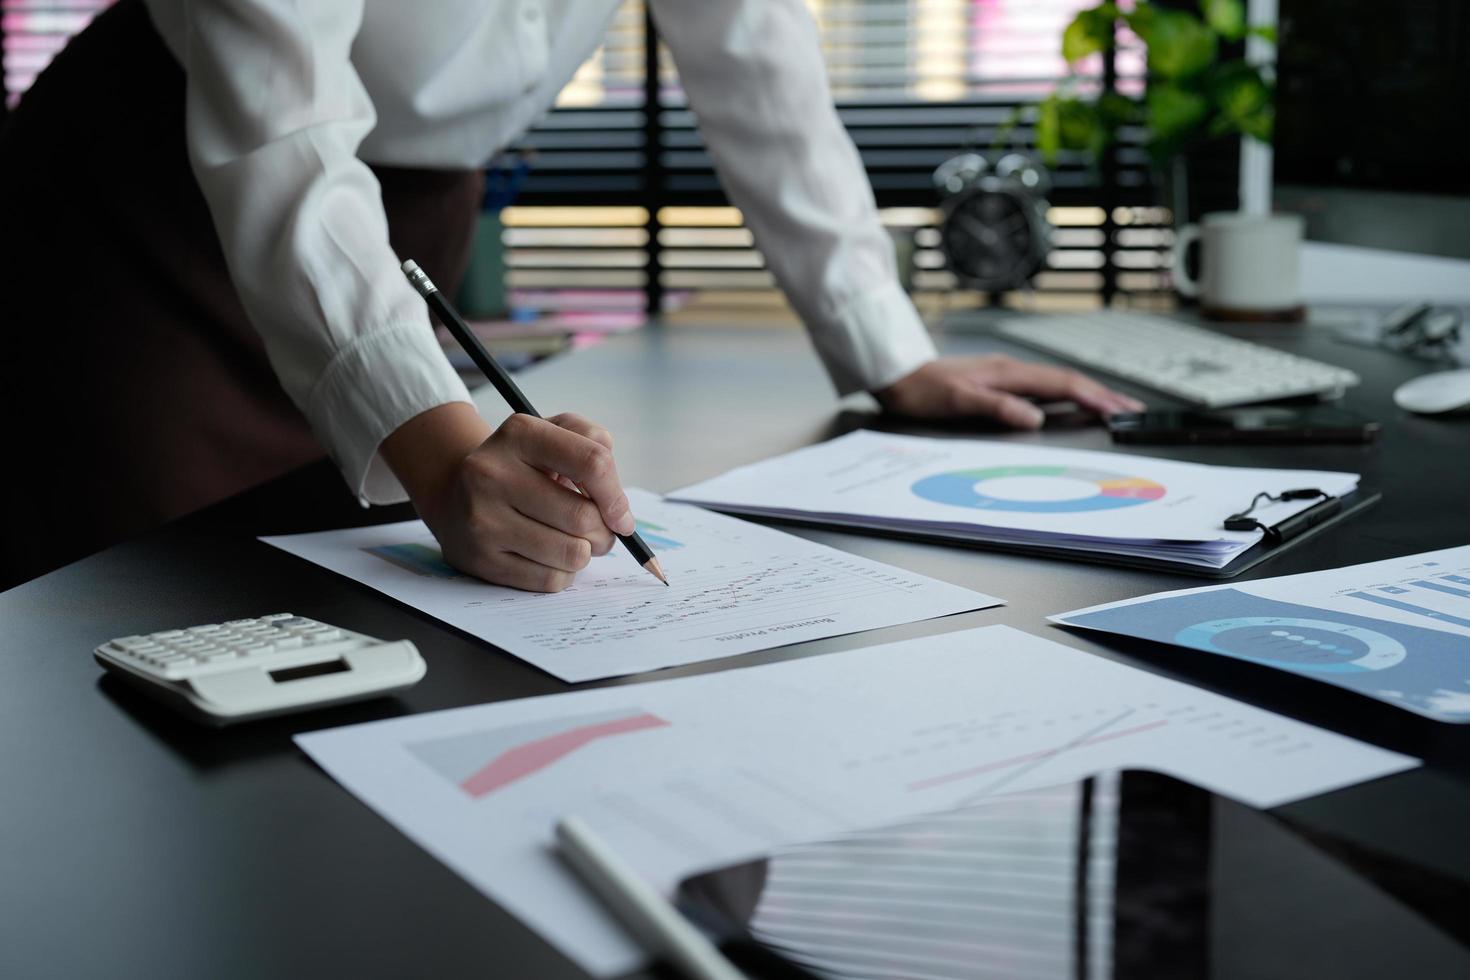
[740,485,1380,580]
[1225,488,1344,545]
[1033,485,1380,578]
[1205,485,1382,577]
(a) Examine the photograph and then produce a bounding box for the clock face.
[940,190,1045,291]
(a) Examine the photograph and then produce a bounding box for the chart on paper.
[911,464,1168,513]
[481,553,932,652]
[1055,545,1470,721]
[296,625,1416,979]
[1345,570,1470,628]
[362,518,681,583]
[263,489,998,682]
[565,690,1348,868]
[876,698,1321,797]
[411,709,670,799]
[669,430,1360,570]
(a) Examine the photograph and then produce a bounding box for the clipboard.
[736,486,1381,580]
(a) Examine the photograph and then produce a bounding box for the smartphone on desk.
[1107,406,1381,445]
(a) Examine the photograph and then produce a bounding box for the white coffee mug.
[1172,212,1304,318]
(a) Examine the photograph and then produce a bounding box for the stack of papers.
[670,431,1360,571]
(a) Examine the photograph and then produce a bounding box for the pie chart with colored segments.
[910,465,1167,513]
[1174,616,1407,673]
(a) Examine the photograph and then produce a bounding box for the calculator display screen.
[269,659,350,683]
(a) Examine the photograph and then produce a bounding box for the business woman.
[0,0,1140,591]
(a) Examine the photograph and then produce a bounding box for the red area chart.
[410,709,669,798]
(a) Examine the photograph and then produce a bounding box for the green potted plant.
[1036,0,1276,224]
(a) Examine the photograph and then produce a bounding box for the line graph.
[828,696,1327,799]
[908,717,1168,792]
[268,487,994,682]
[496,553,927,652]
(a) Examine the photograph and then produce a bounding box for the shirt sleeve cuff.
[810,281,939,397]
[305,320,473,507]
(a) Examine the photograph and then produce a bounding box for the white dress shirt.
[143,0,938,505]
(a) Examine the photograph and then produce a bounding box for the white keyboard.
[993,311,1359,408]
[95,614,425,725]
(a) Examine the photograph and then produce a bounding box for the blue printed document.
[1053,545,1470,722]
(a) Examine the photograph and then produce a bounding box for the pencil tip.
[645,556,669,586]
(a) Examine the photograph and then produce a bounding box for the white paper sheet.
[669,431,1360,569]
[262,489,997,682]
[1054,544,1470,721]
[295,625,1416,977]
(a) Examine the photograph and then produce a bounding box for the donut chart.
[1173,616,1407,673]
[910,465,1166,513]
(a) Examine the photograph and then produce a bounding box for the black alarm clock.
[933,152,1053,292]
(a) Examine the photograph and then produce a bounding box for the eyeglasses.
[1373,303,1463,362]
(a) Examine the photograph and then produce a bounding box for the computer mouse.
[1393,368,1470,414]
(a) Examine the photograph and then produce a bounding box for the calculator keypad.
[99,615,365,681]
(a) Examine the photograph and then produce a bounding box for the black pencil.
[401,259,668,586]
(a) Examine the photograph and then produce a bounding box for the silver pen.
[555,815,745,980]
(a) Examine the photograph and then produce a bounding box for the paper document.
[296,625,1415,977]
[263,489,996,682]
[669,431,1360,569]
[1055,544,1470,721]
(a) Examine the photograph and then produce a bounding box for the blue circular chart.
[910,465,1166,513]
[1174,616,1407,673]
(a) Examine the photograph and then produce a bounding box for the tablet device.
[673,770,1466,979]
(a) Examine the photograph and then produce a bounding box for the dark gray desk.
[5,317,1470,978]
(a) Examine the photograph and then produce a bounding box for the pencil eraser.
[401,259,419,274]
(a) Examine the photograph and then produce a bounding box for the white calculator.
[95,614,426,726]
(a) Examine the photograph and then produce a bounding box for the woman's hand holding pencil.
[388,260,667,592]
[381,402,641,593]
